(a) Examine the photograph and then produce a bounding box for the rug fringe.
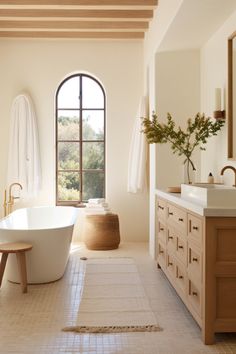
[62,324,162,333]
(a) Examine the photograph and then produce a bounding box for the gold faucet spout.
[7,182,23,215]
[9,182,23,198]
[220,165,236,187]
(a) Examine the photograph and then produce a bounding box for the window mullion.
[79,75,83,202]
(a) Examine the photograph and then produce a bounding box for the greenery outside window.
[56,74,105,205]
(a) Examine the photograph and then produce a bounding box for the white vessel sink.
[181,183,236,207]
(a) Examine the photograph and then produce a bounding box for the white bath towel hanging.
[127,96,148,193]
[7,93,41,198]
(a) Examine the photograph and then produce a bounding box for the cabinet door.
[187,242,202,284]
[157,221,166,245]
[166,251,175,279]
[175,260,187,296]
[188,213,203,247]
[188,277,202,318]
[157,241,166,269]
[176,235,187,266]
[157,198,167,220]
[166,227,176,252]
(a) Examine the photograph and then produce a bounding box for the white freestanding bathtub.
[0,206,79,284]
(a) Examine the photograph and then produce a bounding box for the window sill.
[56,201,86,208]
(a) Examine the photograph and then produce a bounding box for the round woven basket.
[83,214,120,250]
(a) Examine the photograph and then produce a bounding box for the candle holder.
[214,88,225,120]
[213,110,225,120]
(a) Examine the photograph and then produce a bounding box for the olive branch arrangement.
[142,112,225,183]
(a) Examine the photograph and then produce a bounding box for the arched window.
[56,73,105,205]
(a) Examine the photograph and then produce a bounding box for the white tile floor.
[0,242,236,354]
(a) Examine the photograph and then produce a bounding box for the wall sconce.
[213,88,225,120]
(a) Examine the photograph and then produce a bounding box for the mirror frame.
[228,31,236,158]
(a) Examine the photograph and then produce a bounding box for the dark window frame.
[55,73,106,206]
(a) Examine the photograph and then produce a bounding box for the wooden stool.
[83,214,120,250]
[0,242,33,293]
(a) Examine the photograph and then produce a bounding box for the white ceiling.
[158,0,236,52]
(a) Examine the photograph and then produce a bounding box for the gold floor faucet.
[3,189,7,217]
[3,182,23,216]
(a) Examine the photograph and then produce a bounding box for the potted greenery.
[142,112,224,184]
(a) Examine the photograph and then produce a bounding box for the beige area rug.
[62,258,161,333]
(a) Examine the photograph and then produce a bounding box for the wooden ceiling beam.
[0,0,157,39]
[0,9,153,19]
[0,30,144,38]
[0,20,149,29]
[0,0,157,6]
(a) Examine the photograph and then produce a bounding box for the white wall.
[155,50,201,188]
[0,39,149,242]
[144,0,183,69]
[143,0,184,257]
[201,9,236,185]
[144,48,200,257]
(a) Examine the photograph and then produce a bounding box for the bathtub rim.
[0,205,79,232]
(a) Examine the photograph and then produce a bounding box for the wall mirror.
[228,31,236,158]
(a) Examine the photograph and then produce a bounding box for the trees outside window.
[56,74,105,204]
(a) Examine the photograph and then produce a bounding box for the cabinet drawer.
[175,261,187,295]
[167,228,176,251]
[187,244,202,282]
[157,199,167,220]
[167,203,187,233]
[157,242,166,269]
[166,251,175,278]
[176,235,187,266]
[157,221,166,244]
[188,277,202,317]
[188,214,203,246]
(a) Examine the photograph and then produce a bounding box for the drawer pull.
[168,262,173,266]
[178,218,183,222]
[179,275,183,279]
[160,227,164,231]
[169,212,173,216]
[178,245,183,249]
[192,291,198,296]
[159,250,164,254]
[168,236,173,240]
[193,226,198,230]
[192,257,198,262]
[158,205,164,210]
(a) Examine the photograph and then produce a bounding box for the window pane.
[82,142,104,169]
[58,142,80,170]
[56,74,106,205]
[82,110,104,140]
[58,172,80,201]
[82,76,104,109]
[58,76,80,109]
[58,110,80,140]
[83,171,105,201]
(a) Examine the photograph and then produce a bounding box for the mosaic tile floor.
[0,242,236,354]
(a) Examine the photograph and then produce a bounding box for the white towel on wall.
[7,93,41,198]
[127,96,148,193]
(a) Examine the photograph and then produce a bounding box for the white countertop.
[155,189,236,217]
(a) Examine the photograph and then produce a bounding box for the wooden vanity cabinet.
[156,196,236,344]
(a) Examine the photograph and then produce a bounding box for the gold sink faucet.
[5,182,23,215]
[220,166,236,187]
